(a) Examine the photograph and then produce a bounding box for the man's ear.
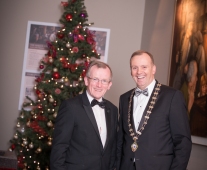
[84,76,88,86]
[153,65,156,75]
[107,81,112,90]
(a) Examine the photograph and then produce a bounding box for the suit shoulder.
[161,84,177,92]
[160,84,183,96]
[60,94,81,106]
[104,99,117,109]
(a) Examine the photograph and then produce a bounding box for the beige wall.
[0,0,175,150]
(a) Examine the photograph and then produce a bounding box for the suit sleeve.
[50,100,74,170]
[169,90,192,170]
[116,96,124,170]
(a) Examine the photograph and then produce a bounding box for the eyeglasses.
[87,76,111,85]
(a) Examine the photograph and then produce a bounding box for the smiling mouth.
[137,76,145,79]
[94,88,102,92]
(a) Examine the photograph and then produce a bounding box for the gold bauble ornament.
[16,122,20,128]
[49,98,54,103]
[26,121,31,127]
[64,77,69,82]
[14,134,18,139]
[60,78,64,82]
[66,42,71,48]
[78,77,83,81]
[37,147,42,153]
[47,141,52,146]
[53,112,57,118]
[53,67,58,72]
[29,143,34,149]
[23,140,28,145]
[49,57,53,63]
[47,121,53,127]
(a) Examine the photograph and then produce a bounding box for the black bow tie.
[135,88,148,96]
[91,99,105,109]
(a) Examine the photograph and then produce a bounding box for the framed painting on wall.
[169,0,207,145]
[18,21,110,110]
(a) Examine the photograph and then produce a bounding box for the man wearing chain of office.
[116,50,192,170]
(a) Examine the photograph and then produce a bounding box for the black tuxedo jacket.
[116,81,192,170]
[50,91,118,170]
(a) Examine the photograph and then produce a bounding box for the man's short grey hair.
[86,60,113,80]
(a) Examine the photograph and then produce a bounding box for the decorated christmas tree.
[9,0,100,169]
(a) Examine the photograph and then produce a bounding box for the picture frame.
[18,21,110,110]
[169,0,207,146]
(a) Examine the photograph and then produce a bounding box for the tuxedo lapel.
[81,91,102,143]
[103,101,111,151]
[138,80,160,129]
[129,93,136,132]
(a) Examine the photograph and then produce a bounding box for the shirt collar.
[86,90,103,104]
[136,79,156,96]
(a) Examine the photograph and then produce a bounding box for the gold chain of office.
[128,82,161,152]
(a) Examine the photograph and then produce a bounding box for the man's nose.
[96,80,102,86]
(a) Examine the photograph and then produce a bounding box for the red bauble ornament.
[70,64,77,72]
[57,32,64,39]
[11,144,15,150]
[38,104,43,110]
[53,102,57,107]
[62,62,69,68]
[38,93,44,99]
[78,34,84,41]
[84,61,90,68]
[61,1,68,7]
[87,37,94,45]
[55,88,61,94]
[52,72,61,79]
[65,14,73,21]
[39,64,44,69]
[36,89,41,95]
[81,70,86,78]
[52,49,57,58]
[60,57,66,63]
[35,77,41,83]
[72,47,79,53]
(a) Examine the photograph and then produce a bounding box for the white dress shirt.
[86,91,107,147]
[133,79,156,131]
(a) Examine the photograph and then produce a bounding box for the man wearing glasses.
[50,60,118,170]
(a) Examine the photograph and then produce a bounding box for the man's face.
[84,65,112,100]
[130,53,156,90]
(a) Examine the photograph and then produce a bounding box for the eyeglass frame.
[87,76,111,85]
